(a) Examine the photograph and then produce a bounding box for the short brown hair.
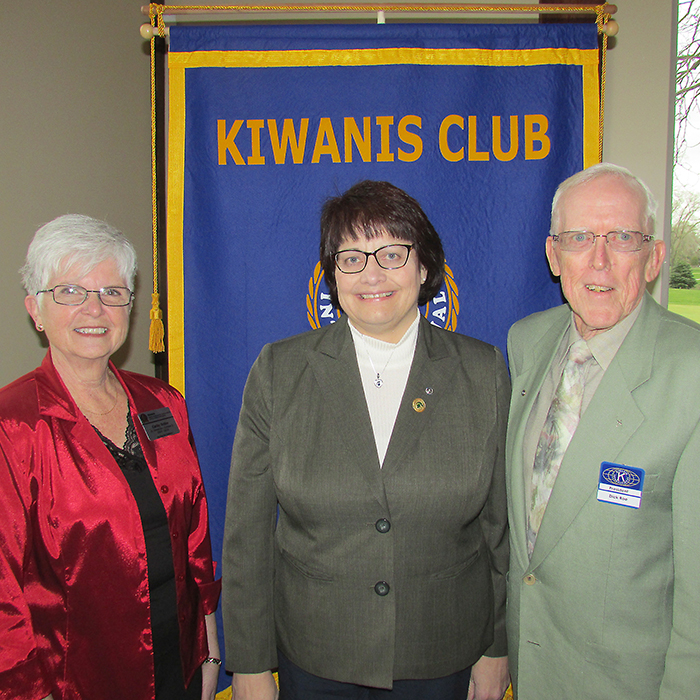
[320,180,445,309]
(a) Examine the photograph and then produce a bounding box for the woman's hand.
[467,655,510,700]
[201,661,220,700]
[231,671,279,700]
[201,613,221,700]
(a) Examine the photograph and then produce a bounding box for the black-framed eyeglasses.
[37,285,134,307]
[552,230,654,253]
[334,244,414,274]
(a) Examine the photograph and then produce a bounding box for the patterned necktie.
[528,339,592,556]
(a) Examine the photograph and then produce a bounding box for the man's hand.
[467,655,510,700]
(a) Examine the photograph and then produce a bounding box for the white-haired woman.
[0,215,220,700]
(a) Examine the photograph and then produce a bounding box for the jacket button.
[524,573,536,585]
[374,581,390,596]
[375,518,391,533]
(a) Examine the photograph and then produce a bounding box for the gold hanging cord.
[148,4,165,352]
[144,2,617,353]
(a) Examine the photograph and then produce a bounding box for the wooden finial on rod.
[601,19,619,36]
[140,23,170,39]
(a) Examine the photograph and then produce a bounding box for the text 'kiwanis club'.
[217,114,551,166]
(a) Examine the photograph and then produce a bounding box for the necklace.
[363,344,397,388]
[81,392,119,416]
[77,372,121,416]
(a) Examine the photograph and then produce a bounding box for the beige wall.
[0,0,678,387]
[604,0,678,301]
[0,1,154,386]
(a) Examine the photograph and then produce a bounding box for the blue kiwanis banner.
[165,22,598,683]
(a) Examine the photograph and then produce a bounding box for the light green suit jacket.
[506,293,700,699]
[223,315,510,689]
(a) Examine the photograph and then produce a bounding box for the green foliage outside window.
[670,261,697,289]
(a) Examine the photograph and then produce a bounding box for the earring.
[36,324,44,332]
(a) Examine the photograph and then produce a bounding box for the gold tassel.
[149,293,165,353]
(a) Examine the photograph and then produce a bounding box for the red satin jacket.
[0,353,221,700]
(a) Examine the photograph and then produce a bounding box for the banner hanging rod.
[141,3,618,38]
[140,3,617,14]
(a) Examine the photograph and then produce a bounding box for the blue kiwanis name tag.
[597,462,645,509]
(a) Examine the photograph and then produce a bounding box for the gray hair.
[550,162,657,237]
[20,214,137,296]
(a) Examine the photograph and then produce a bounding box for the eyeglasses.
[552,230,654,253]
[334,244,414,274]
[37,285,134,307]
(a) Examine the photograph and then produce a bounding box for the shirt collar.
[567,299,643,371]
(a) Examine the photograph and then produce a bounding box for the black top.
[94,408,201,698]
[95,412,178,658]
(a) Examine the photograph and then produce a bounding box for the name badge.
[597,461,645,509]
[138,407,180,440]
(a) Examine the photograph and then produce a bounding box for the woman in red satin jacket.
[0,215,221,700]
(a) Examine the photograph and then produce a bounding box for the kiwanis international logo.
[601,466,641,488]
[306,261,460,331]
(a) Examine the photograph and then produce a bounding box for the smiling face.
[25,258,132,373]
[546,174,665,340]
[335,232,426,343]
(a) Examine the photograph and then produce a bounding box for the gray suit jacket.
[223,315,509,689]
[506,294,700,699]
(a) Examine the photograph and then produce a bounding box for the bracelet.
[203,657,222,666]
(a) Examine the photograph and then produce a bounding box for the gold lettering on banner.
[215,114,552,166]
[218,119,245,165]
[268,118,309,164]
[376,116,395,162]
[398,115,423,163]
[493,116,518,162]
[344,117,372,163]
[439,115,464,162]
[312,117,342,163]
[247,119,266,165]
[468,115,489,161]
[524,114,550,160]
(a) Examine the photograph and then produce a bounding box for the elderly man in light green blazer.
[506,163,700,699]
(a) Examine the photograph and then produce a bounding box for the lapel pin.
[425,387,433,395]
[521,389,526,396]
[412,398,426,413]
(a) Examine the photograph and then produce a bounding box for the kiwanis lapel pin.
[412,398,426,413]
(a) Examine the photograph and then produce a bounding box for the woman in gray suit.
[223,181,510,700]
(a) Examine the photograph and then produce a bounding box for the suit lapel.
[508,313,570,570]
[306,318,388,507]
[381,319,455,477]
[530,295,659,568]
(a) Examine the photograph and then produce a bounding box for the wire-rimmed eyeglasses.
[37,285,134,307]
[334,244,414,274]
[552,230,654,253]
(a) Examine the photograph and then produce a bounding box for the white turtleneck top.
[348,311,420,466]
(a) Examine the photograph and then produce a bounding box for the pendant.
[374,375,383,388]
